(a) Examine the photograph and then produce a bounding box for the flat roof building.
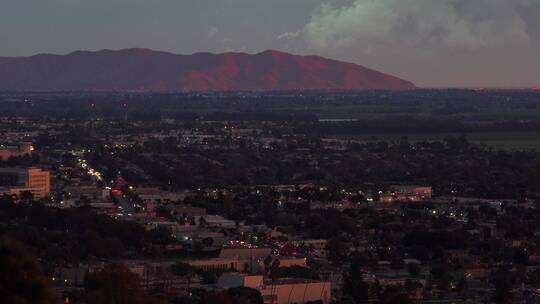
[0,167,51,199]
[188,258,243,272]
[219,247,272,259]
[217,273,331,304]
[0,143,33,160]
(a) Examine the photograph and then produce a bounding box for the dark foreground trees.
[0,240,57,304]
[84,261,165,304]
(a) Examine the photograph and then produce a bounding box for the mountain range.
[0,48,415,92]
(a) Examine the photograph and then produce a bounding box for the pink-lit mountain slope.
[0,49,415,91]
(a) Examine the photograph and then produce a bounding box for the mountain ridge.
[0,48,415,92]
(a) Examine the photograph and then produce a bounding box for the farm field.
[344,132,540,150]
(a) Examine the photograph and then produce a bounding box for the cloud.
[207,27,218,38]
[304,0,539,51]
[277,30,301,40]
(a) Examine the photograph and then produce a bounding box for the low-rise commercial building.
[0,167,51,198]
[217,273,331,304]
[0,143,33,160]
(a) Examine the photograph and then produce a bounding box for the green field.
[345,132,540,150]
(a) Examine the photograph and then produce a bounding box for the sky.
[1,0,540,88]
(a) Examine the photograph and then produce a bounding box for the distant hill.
[0,48,415,92]
[0,57,15,65]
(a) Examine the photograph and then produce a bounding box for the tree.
[200,291,233,304]
[172,262,195,291]
[327,238,348,264]
[0,240,56,304]
[227,286,263,304]
[408,263,421,277]
[200,270,219,285]
[0,193,15,206]
[263,256,272,275]
[278,265,311,279]
[404,279,423,297]
[342,259,369,303]
[148,226,175,245]
[84,261,145,304]
[19,190,34,203]
[492,269,514,304]
[379,287,413,304]
[202,237,214,247]
[269,259,281,283]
